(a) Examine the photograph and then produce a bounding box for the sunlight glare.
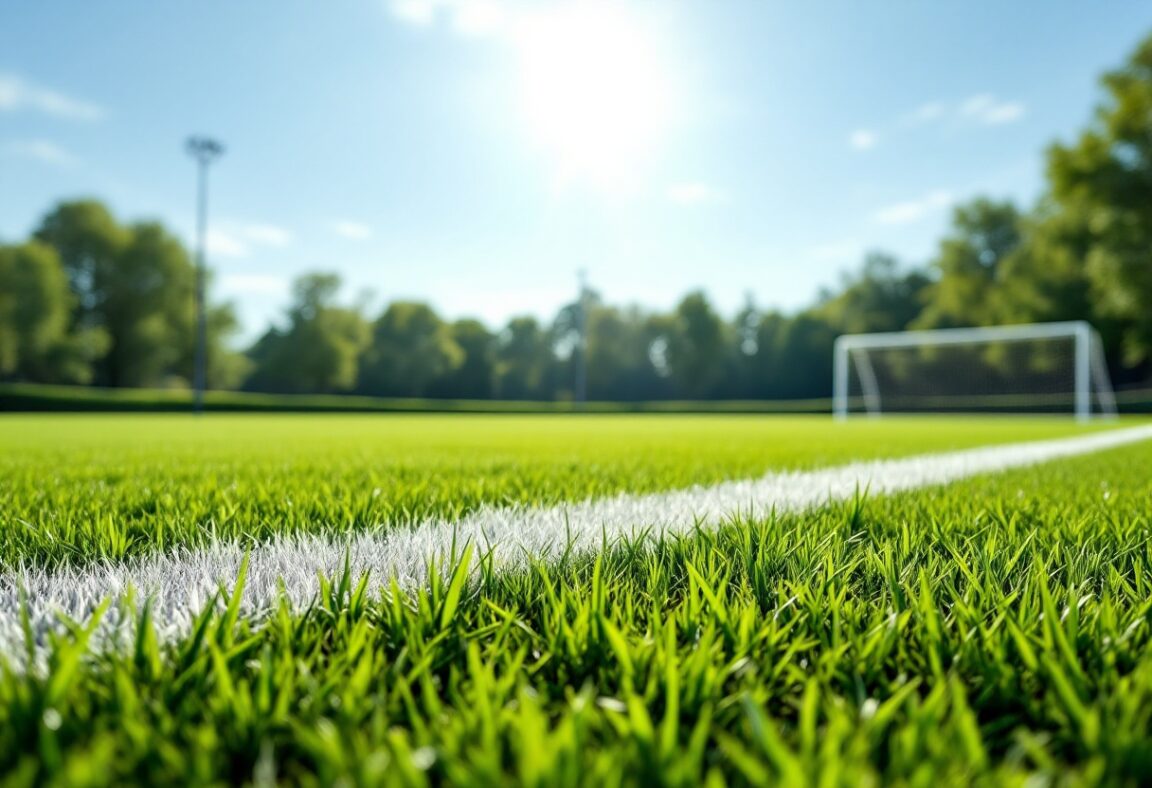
[512,2,674,194]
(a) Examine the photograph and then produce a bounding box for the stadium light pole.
[575,269,589,407]
[185,136,224,415]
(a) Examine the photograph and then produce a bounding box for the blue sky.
[3,1,1151,342]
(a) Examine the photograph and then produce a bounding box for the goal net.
[833,321,1118,421]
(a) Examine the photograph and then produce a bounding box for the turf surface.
[0,414,1114,567]
[1,415,1149,785]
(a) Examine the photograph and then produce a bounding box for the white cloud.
[206,223,292,258]
[5,139,77,167]
[666,182,727,206]
[849,129,877,151]
[874,190,953,225]
[207,230,249,259]
[959,94,1025,125]
[218,274,289,297]
[388,0,506,37]
[852,94,1023,156]
[241,224,292,246]
[0,73,105,122]
[902,101,946,126]
[332,220,373,240]
[899,95,1025,129]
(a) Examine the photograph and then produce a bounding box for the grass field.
[2,415,1151,784]
[0,415,1114,567]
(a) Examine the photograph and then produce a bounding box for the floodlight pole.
[575,269,589,407]
[186,136,224,415]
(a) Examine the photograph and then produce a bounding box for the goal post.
[832,321,1118,421]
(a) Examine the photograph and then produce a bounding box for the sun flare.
[512,2,674,193]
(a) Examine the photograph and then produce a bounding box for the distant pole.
[575,269,588,406]
[185,136,224,415]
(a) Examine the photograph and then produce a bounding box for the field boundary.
[0,383,830,414]
[4,424,1152,667]
[5,382,1152,415]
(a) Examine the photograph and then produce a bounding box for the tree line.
[3,33,1152,400]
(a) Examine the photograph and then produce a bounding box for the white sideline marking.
[2,425,1152,666]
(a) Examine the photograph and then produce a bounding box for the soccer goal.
[833,321,1118,421]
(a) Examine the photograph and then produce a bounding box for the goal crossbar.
[833,321,1118,422]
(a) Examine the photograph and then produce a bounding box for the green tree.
[429,319,495,399]
[359,302,463,397]
[586,304,665,401]
[546,293,600,402]
[663,291,728,399]
[0,241,106,383]
[816,252,930,335]
[914,199,1023,330]
[725,294,762,399]
[33,199,128,331]
[990,205,1095,326]
[770,313,837,399]
[739,310,788,399]
[494,317,551,400]
[247,273,369,394]
[1046,32,1152,363]
[205,304,252,391]
[101,222,196,387]
[33,199,242,388]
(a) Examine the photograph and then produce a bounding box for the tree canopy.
[8,200,246,390]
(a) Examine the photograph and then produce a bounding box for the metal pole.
[186,137,224,415]
[854,348,883,417]
[1089,329,1119,419]
[193,158,208,414]
[575,269,588,406]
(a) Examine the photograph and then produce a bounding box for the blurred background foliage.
[4,33,1152,402]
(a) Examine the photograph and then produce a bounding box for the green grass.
[6,382,1152,415]
[2,434,1152,784]
[0,414,1114,567]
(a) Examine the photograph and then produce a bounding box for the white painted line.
[3,424,1152,667]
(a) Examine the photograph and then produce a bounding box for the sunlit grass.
[1,439,1151,784]
[0,414,1112,567]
